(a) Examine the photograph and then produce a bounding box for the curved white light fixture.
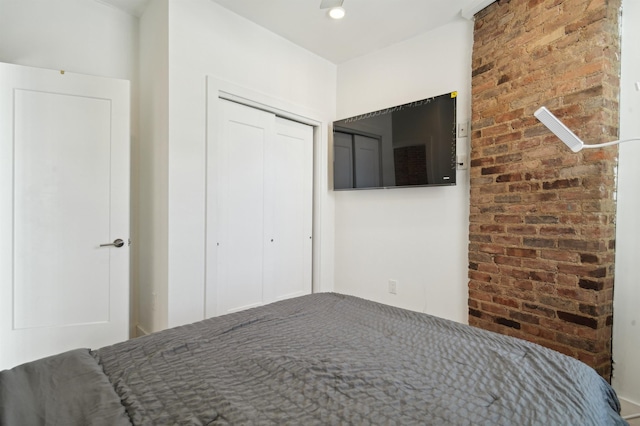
[329,6,346,19]
[534,106,640,152]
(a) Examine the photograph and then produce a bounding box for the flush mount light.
[329,6,346,19]
[534,106,640,152]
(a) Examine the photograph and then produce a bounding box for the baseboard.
[619,397,640,421]
[135,324,150,337]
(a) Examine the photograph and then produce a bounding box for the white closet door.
[215,100,313,316]
[264,117,313,303]
[217,100,274,314]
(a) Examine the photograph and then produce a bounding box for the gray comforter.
[0,293,627,425]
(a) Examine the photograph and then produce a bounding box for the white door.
[215,100,312,315]
[265,117,313,302]
[0,63,130,370]
[216,100,273,314]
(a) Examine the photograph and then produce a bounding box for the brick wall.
[468,0,621,379]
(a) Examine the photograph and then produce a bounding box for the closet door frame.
[205,77,324,318]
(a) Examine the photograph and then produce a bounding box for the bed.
[0,293,627,425]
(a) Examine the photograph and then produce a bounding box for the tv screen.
[333,92,457,190]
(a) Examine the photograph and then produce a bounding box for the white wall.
[0,0,137,80]
[137,0,169,334]
[145,0,337,328]
[612,0,640,405]
[0,0,140,337]
[334,19,473,323]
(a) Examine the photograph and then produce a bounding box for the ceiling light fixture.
[534,106,640,152]
[329,6,346,19]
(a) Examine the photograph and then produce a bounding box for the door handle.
[100,238,125,248]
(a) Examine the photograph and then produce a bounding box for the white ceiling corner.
[95,0,150,17]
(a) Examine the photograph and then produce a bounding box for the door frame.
[205,76,325,318]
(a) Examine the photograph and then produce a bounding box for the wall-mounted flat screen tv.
[333,91,457,190]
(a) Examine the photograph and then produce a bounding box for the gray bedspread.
[0,349,131,426]
[97,293,624,425]
[1,293,628,425]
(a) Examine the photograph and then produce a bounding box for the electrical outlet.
[457,154,468,170]
[636,81,640,91]
[388,280,398,295]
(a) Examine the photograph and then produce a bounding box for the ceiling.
[98,0,475,64]
[95,0,150,18]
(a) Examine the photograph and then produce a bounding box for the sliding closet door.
[215,100,312,315]
[217,100,274,314]
[264,118,313,302]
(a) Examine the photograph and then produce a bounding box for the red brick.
[493,296,520,308]
[482,303,510,316]
[479,244,505,255]
[493,236,522,246]
[505,247,537,258]
[494,215,523,224]
[506,225,538,235]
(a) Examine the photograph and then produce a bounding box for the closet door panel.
[217,100,274,314]
[264,118,313,303]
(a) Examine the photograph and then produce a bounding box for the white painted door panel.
[0,63,129,370]
[217,100,274,314]
[13,90,112,329]
[266,118,313,302]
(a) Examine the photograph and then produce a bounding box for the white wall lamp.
[534,106,640,152]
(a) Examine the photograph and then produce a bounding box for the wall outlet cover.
[458,122,470,137]
[457,154,468,170]
[388,280,398,295]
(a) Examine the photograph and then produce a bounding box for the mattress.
[0,293,628,425]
